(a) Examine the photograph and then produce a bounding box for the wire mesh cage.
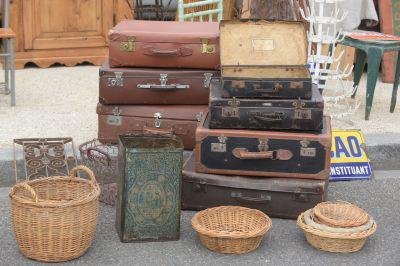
[79,140,118,206]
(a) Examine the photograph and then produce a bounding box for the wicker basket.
[297,212,377,253]
[313,201,370,227]
[191,206,272,254]
[9,166,100,262]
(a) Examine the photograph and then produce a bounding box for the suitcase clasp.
[293,99,312,120]
[154,112,162,128]
[200,38,216,54]
[222,98,240,118]
[120,36,135,52]
[211,135,227,153]
[300,140,316,157]
[203,73,213,88]
[108,72,124,87]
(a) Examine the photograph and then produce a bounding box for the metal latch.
[154,112,162,128]
[211,135,227,153]
[106,107,122,126]
[222,97,240,118]
[258,138,269,152]
[120,36,135,52]
[108,72,124,87]
[160,74,168,86]
[200,38,216,54]
[293,99,312,120]
[203,73,213,88]
[300,140,316,157]
[196,112,203,122]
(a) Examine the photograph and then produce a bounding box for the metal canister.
[116,133,183,242]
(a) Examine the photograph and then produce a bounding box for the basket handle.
[69,165,97,186]
[10,183,38,203]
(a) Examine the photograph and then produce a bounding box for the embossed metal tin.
[116,133,183,242]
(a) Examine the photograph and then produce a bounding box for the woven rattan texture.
[297,211,377,253]
[313,201,370,227]
[191,206,272,254]
[9,166,100,262]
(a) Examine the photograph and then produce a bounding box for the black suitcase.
[220,20,312,99]
[209,81,324,131]
[196,113,332,180]
[182,153,328,219]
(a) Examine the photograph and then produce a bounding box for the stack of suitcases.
[97,20,220,149]
[182,20,333,219]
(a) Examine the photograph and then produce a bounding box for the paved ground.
[0,66,399,151]
[1,170,399,266]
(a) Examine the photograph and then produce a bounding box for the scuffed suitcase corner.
[317,116,333,148]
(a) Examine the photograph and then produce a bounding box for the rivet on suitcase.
[195,113,332,179]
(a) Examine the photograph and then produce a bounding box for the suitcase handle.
[232,148,293,160]
[143,46,193,57]
[137,83,190,90]
[231,192,271,203]
[143,126,173,135]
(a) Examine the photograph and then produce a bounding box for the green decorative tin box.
[116,133,183,242]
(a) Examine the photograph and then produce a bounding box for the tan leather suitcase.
[97,103,208,149]
[108,20,220,69]
[99,60,219,105]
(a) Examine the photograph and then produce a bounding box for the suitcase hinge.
[108,72,124,87]
[300,140,316,157]
[222,97,240,118]
[293,99,312,120]
[106,107,122,126]
[120,36,135,52]
[154,112,162,128]
[211,135,227,153]
[200,38,216,54]
[203,73,213,88]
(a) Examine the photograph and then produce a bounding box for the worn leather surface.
[100,61,219,105]
[109,20,220,69]
[97,104,208,149]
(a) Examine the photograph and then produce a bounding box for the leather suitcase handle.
[143,126,173,135]
[137,83,190,90]
[254,83,284,93]
[253,113,286,122]
[143,46,193,57]
[231,192,271,203]
[232,148,293,160]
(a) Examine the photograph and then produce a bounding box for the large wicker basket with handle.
[191,206,272,254]
[9,165,100,262]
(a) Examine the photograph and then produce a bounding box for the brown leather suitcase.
[182,153,328,219]
[99,61,219,105]
[220,20,312,99]
[97,103,207,150]
[195,113,332,179]
[108,20,220,69]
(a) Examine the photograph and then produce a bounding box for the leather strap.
[143,46,193,57]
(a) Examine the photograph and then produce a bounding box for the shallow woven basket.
[313,201,370,227]
[297,212,377,253]
[9,165,100,262]
[191,206,272,254]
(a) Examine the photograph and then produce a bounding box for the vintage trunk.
[195,113,331,179]
[209,81,324,131]
[116,133,183,242]
[97,103,207,149]
[220,20,312,99]
[239,0,300,20]
[99,61,219,105]
[182,153,328,219]
[108,20,220,69]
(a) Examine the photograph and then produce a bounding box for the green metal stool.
[341,36,400,120]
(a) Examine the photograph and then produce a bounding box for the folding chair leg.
[10,38,15,106]
[4,39,9,93]
[391,51,400,113]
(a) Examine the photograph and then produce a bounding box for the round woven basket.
[297,212,377,253]
[313,201,370,227]
[9,166,100,262]
[191,206,272,254]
